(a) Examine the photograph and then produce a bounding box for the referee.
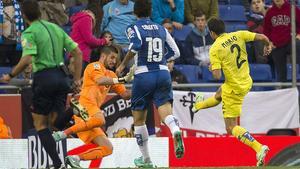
[1,0,82,168]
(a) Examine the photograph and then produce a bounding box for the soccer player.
[116,0,184,167]
[52,46,133,168]
[192,18,272,166]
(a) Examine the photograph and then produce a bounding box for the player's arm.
[254,33,273,56]
[116,26,142,76]
[209,46,222,80]
[240,31,273,56]
[96,66,135,85]
[111,74,131,100]
[254,33,271,46]
[1,32,35,82]
[165,28,180,61]
[212,68,222,80]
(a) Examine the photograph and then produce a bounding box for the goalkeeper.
[52,46,133,168]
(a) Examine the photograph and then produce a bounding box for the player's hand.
[71,80,81,95]
[123,65,135,82]
[263,45,272,56]
[296,34,300,40]
[208,64,212,72]
[116,64,125,77]
[1,74,11,83]
[172,21,183,30]
[263,42,274,56]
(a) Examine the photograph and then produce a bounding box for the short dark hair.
[21,0,41,22]
[101,45,119,55]
[134,0,151,18]
[193,10,205,21]
[100,31,113,38]
[207,17,226,35]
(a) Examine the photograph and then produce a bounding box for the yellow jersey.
[209,31,256,93]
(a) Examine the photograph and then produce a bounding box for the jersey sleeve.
[109,72,127,95]
[21,32,37,57]
[238,31,256,43]
[209,46,221,70]
[164,28,180,61]
[63,31,78,52]
[126,25,142,53]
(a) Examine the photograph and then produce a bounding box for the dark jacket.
[184,27,213,65]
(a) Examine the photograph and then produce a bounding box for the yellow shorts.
[74,101,105,144]
[221,84,249,118]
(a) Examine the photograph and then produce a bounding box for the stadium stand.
[249,64,273,82]
[249,64,274,91]
[174,64,202,84]
[287,64,300,81]
[225,22,248,32]
[226,0,244,5]
[202,66,225,82]
[173,25,192,41]
[219,5,247,22]
[0,67,12,76]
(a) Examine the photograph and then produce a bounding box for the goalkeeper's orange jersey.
[79,61,126,109]
[0,116,12,139]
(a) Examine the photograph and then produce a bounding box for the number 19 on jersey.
[146,37,163,62]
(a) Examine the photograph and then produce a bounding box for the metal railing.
[1,82,299,91]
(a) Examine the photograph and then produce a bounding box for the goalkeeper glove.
[113,65,135,84]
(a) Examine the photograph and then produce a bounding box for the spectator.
[90,31,124,71]
[0,0,24,66]
[263,0,300,82]
[184,11,213,66]
[70,2,111,71]
[38,0,69,26]
[247,0,269,63]
[0,116,12,139]
[184,0,218,26]
[151,0,184,29]
[101,0,136,47]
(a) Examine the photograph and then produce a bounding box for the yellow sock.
[194,96,221,110]
[232,126,262,153]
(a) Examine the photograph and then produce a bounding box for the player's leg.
[131,73,155,167]
[66,130,113,168]
[192,87,222,112]
[157,102,184,158]
[225,117,269,166]
[32,113,63,168]
[53,106,105,141]
[154,70,184,158]
[32,70,66,168]
[132,109,154,167]
[222,89,269,166]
